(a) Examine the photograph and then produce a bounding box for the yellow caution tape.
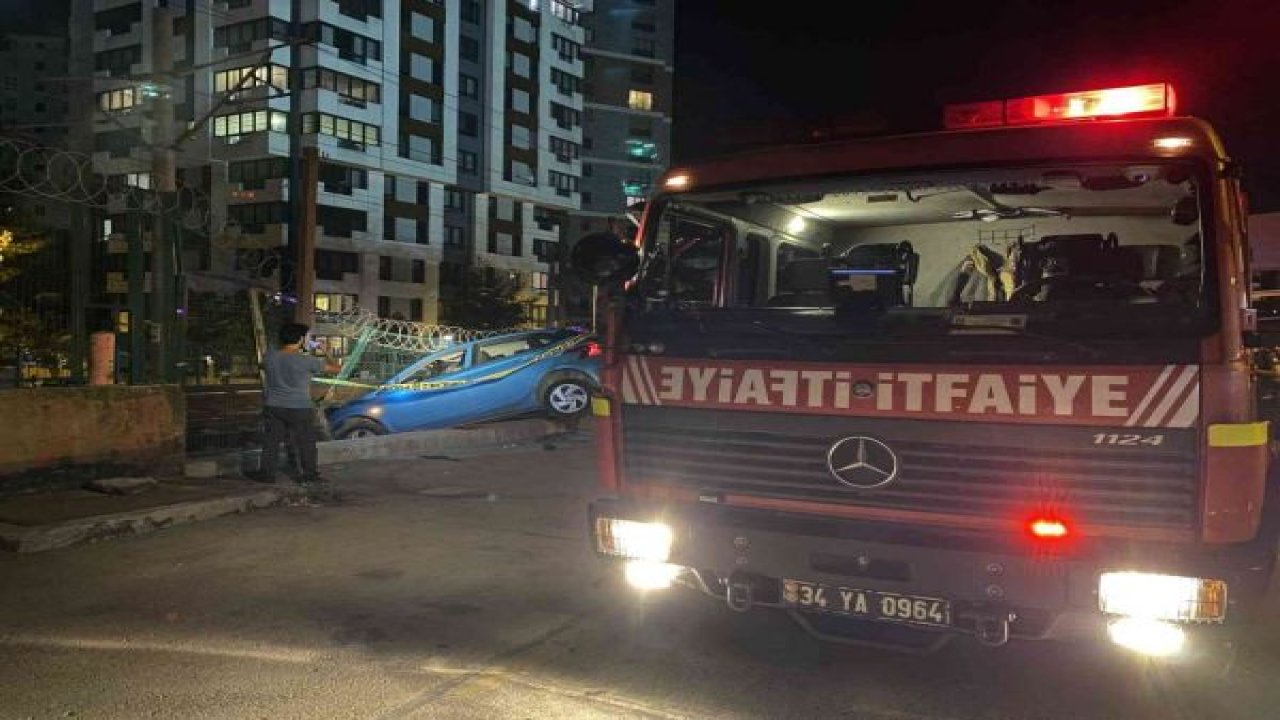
[1207,421,1270,447]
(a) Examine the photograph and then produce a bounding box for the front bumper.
[590,498,1274,650]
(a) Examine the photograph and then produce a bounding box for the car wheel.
[544,379,590,417]
[336,418,388,440]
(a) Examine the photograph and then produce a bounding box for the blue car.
[326,328,602,439]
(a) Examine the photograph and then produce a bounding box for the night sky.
[674,0,1280,210]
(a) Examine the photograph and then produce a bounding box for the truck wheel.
[545,379,590,417]
[336,418,388,440]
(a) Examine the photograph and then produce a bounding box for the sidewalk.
[0,417,582,553]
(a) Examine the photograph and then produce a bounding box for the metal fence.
[1,138,519,456]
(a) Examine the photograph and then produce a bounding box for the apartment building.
[575,0,672,229]
[72,0,598,329]
[0,32,72,228]
[563,0,673,324]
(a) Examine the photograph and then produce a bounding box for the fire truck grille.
[622,414,1198,532]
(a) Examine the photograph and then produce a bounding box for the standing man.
[253,322,341,486]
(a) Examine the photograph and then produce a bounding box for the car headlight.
[594,518,673,562]
[1098,571,1227,623]
[1107,618,1186,657]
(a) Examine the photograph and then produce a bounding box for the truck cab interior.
[632,163,1210,350]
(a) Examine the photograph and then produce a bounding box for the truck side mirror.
[570,232,640,286]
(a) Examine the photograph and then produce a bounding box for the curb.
[194,417,575,477]
[1,419,585,554]
[0,485,302,554]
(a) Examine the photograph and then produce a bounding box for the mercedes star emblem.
[827,435,899,489]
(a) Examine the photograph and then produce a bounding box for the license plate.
[782,579,952,628]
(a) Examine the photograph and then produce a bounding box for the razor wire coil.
[0,137,216,232]
[315,306,518,353]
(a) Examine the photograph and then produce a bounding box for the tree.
[445,266,526,330]
[185,290,256,370]
[0,203,68,385]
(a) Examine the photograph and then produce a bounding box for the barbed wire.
[314,306,518,352]
[0,137,216,233]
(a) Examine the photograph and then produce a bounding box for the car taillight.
[581,341,602,358]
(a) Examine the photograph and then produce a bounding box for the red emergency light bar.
[944,83,1176,130]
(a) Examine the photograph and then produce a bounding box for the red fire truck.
[572,83,1277,659]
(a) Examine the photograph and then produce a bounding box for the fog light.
[595,518,673,561]
[624,560,680,590]
[1107,617,1186,657]
[1098,572,1227,622]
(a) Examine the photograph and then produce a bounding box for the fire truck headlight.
[1107,618,1186,657]
[595,518,673,562]
[1098,572,1227,623]
[624,560,681,590]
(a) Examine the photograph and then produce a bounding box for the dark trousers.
[261,406,318,480]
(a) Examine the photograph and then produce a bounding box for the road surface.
[2,432,1278,719]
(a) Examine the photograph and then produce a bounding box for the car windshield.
[629,162,1212,361]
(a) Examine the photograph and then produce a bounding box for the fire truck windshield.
[628,163,1212,364]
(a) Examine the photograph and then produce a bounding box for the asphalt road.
[2,431,1280,720]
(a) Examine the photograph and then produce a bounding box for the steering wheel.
[1009,274,1151,304]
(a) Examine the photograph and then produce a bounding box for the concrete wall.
[0,386,185,494]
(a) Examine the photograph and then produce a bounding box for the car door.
[448,333,547,420]
[375,347,474,431]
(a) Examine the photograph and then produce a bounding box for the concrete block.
[184,460,220,479]
[87,476,158,495]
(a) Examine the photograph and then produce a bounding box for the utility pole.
[149,1,177,383]
[285,0,306,320]
[127,211,146,384]
[294,146,318,325]
[67,207,89,384]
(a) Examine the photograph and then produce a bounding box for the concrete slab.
[183,459,221,479]
[0,418,585,554]
[233,417,574,473]
[86,476,158,495]
[0,480,302,553]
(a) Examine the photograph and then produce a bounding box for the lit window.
[97,87,138,112]
[628,90,653,111]
[625,139,657,160]
[623,179,649,206]
[213,65,287,93]
[212,110,288,137]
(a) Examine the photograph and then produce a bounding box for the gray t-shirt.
[263,349,326,409]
